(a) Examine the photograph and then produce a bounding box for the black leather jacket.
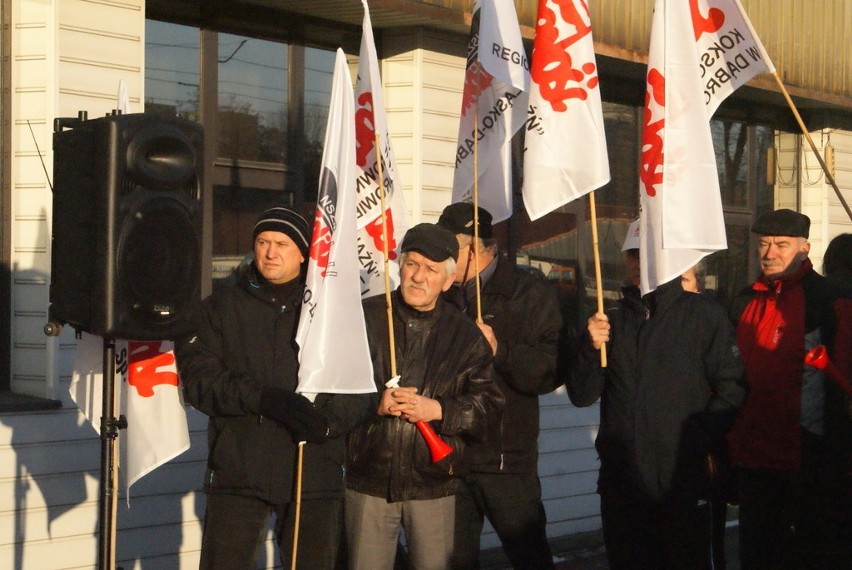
[345,290,501,502]
[176,264,374,504]
[447,255,562,474]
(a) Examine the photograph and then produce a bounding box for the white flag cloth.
[296,48,376,397]
[522,0,610,221]
[120,340,190,493]
[639,0,774,293]
[452,0,530,223]
[355,0,409,298]
[117,78,130,114]
[70,334,190,499]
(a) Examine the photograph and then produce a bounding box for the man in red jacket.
[728,209,839,569]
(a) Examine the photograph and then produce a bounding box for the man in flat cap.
[727,208,841,568]
[345,223,502,569]
[176,205,373,569]
[437,202,562,569]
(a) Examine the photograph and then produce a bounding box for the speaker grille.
[116,199,200,330]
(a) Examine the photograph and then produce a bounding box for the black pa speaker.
[49,112,203,340]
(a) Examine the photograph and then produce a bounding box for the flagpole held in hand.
[377,132,451,462]
[290,441,305,570]
[589,193,607,367]
[472,96,483,323]
[376,132,398,375]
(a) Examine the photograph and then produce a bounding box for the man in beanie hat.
[727,208,841,568]
[177,204,373,569]
[345,223,502,569]
[438,202,562,569]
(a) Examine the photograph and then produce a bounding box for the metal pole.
[98,337,124,570]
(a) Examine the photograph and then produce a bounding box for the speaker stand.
[99,337,126,570]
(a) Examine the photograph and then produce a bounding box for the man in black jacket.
[569,228,746,569]
[176,205,374,570]
[345,223,502,570]
[438,203,562,570]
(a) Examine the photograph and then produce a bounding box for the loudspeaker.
[49,112,204,340]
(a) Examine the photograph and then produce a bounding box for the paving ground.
[481,523,741,569]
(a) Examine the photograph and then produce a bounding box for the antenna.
[26,119,54,192]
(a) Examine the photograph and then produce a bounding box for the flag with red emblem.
[522,0,610,220]
[70,335,190,499]
[452,0,530,223]
[354,0,409,298]
[296,48,375,397]
[639,0,773,293]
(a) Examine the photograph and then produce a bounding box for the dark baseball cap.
[751,209,810,239]
[400,223,459,262]
[437,202,493,239]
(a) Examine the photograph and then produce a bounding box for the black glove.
[259,388,330,443]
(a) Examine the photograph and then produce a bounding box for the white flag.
[120,340,190,495]
[452,0,530,223]
[639,0,773,293]
[522,0,610,221]
[117,79,130,114]
[70,334,190,500]
[355,0,409,298]
[296,49,376,397]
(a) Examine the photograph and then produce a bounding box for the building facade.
[1,1,850,567]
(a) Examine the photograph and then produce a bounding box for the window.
[145,21,200,120]
[144,21,340,291]
[217,34,287,163]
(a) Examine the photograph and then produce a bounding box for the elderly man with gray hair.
[727,208,841,569]
[345,222,502,570]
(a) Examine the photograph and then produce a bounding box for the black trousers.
[199,492,344,570]
[453,471,554,569]
[599,485,715,570]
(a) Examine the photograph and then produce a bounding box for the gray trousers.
[345,489,456,570]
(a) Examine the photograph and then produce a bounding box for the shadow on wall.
[0,255,205,569]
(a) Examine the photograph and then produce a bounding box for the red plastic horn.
[804,345,852,395]
[386,376,453,463]
[415,421,453,463]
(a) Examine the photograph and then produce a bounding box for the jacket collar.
[241,263,303,308]
[393,288,444,323]
[753,257,813,293]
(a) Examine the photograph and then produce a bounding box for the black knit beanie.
[252,205,311,258]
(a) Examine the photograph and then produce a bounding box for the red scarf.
[728,260,811,470]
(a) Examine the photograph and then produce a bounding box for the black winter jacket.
[447,255,562,474]
[176,264,374,505]
[569,278,746,501]
[345,290,501,502]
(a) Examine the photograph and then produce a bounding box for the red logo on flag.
[531,0,598,112]
[310,211,333,272]
[461,62,494,116]
[364,208,398,260]
[127,342,179,398]
[690,0,725,40]
[355,92,376,168]
[640,68,666,197]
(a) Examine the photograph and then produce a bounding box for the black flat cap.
[401,223,459,262]
[751,209,810,239]
[437,202,493,239]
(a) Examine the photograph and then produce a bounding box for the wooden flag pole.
[290,442,305,570]
[376,131,451,463]
[472,107,483,323]
[770,72,852,222]
[589,192,607,367]
[375,132,398,376]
